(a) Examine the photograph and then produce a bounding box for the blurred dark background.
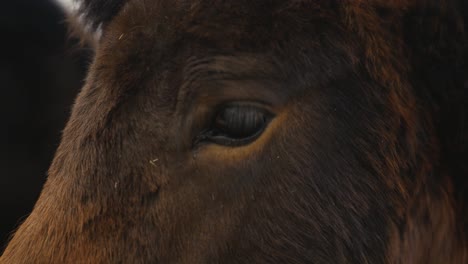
[0,0,90,251]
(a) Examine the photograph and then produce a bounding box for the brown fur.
[1,0,467,263]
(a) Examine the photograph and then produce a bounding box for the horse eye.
[202,104,272,146]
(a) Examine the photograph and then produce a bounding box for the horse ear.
[54,0,126,47]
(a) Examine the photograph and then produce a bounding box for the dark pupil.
[214,105,266,139]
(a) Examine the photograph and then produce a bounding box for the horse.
[1,0,467,263]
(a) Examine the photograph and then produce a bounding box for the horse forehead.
[116,0,330,28]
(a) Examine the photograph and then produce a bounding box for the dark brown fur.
[1,0,467,263]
